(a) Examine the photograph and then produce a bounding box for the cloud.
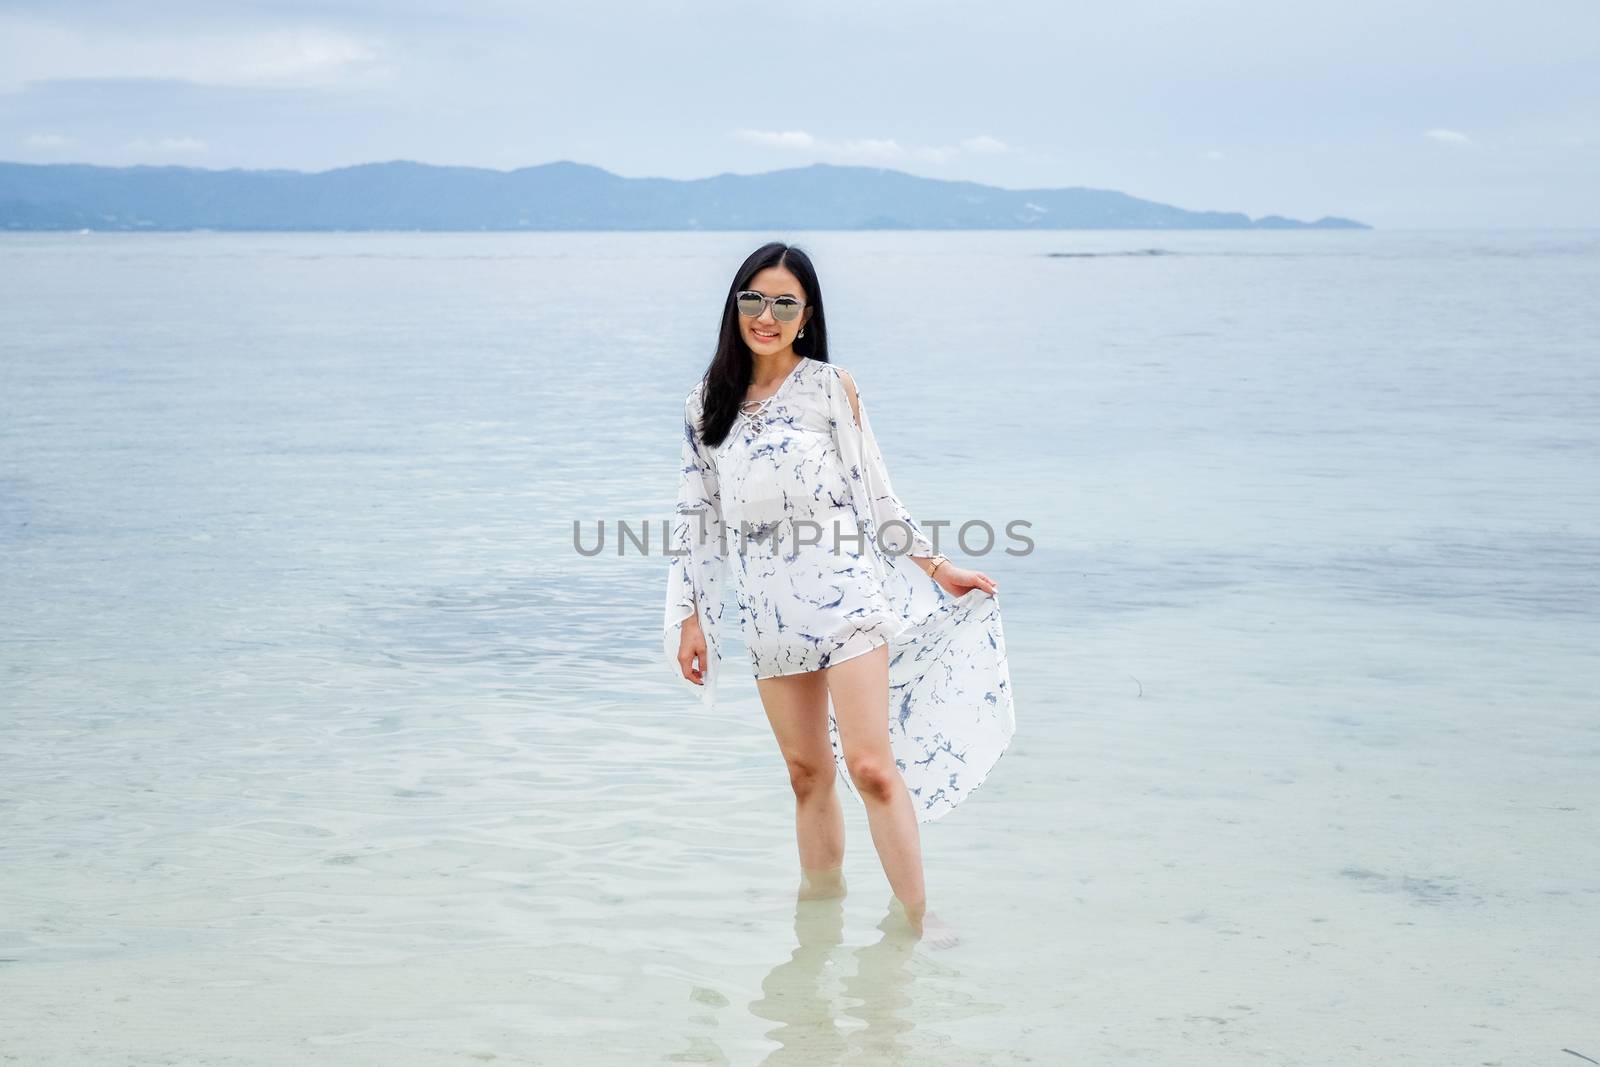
[959,135,1009,155]
[226,30,383,88]
[126,135,208,154]
[0,15,389,92]
[1424,128,1472,145]
[841,138,905,161]
[24,132,73,148]
[732,128,1008,164]
[732,129,818,151]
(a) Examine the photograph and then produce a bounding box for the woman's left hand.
[933,563,998,598]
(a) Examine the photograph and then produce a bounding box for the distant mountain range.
[0,160,1370,232]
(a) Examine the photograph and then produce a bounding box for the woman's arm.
[835,368,998,597]
[663,385,729,697]
[834,368,936,562]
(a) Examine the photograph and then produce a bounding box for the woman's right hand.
[677,615,709,686]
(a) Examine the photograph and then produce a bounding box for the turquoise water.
[1,230,1596,1064]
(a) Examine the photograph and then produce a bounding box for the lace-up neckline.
[738,358,807,433]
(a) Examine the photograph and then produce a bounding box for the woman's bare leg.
[756,667,848,895]
[826,643,960,947]
[824,643,926,911]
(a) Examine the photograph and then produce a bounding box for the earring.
[798,327,806,338]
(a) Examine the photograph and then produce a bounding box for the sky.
[1,0,1596,229]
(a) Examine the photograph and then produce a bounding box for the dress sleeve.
[831,371,938,559]
[662,384,729,706]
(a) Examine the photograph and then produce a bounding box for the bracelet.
[927,555,949,578]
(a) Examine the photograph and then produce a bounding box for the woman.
[663,242,1015,944]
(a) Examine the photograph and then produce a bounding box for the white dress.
[662,356,1015,824]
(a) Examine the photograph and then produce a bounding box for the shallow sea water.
[1,229,1597,1064]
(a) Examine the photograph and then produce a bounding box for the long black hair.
[697,242,830,448]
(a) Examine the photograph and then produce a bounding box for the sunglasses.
[736,290,806,323]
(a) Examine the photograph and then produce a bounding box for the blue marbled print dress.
[662,357,1015,824]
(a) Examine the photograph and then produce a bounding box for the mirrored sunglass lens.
[736,293,763,316]
[771,298,801,321]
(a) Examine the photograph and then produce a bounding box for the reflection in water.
[743,890,993,1066]
[748,894,850,1064]
[835,906,921,1064]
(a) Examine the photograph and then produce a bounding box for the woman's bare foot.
[889,895,960,949]
[915,908,960,950]
[798,865,848,901]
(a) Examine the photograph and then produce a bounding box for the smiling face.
[738,264,814,355]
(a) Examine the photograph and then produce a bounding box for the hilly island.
[0,159,1369,232]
